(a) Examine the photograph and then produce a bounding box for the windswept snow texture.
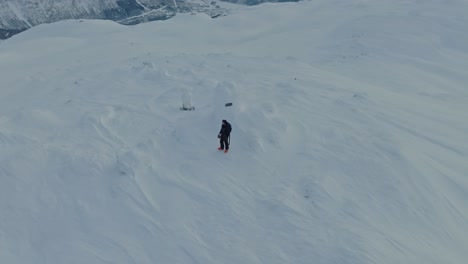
[1,1,468,264]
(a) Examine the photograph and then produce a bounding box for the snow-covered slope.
[0,0,230,39]
[1,1,468,264]
[0,0,120,28]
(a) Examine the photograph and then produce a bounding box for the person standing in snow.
[218,119,231,153]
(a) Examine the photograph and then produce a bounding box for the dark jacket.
[218,121,232,139]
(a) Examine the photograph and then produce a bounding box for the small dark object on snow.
[225,102,232,107]
[180,106,195,111]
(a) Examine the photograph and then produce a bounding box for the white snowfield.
[1,1,468,263]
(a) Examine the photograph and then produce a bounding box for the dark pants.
[220,136,229,150]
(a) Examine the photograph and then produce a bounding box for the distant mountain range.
[0,0,297,39]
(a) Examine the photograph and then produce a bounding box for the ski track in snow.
[1,1,468,264]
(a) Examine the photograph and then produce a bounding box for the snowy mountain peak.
[0,0,234,39]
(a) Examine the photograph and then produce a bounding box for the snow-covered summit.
[1,1,468,264]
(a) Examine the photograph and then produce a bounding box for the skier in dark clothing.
[218,119,231,153]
